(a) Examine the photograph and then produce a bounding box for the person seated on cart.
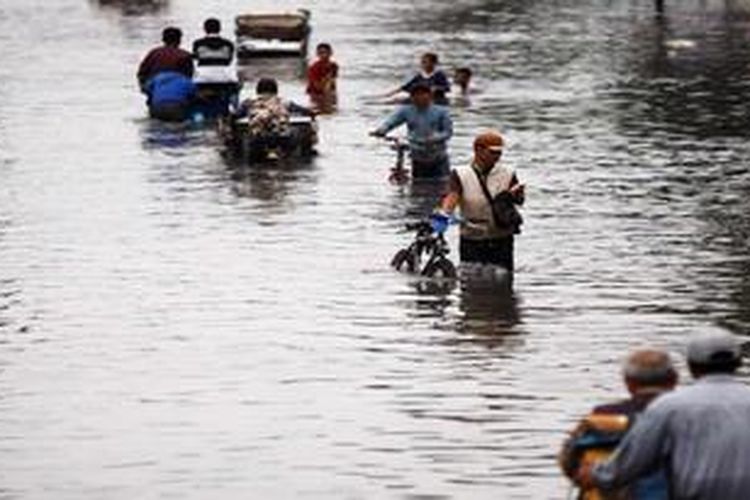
[137,27,194,90]
[235,78,315,155]
[190,18,239,117]
[193,18,235,67]
[371,82,453,179]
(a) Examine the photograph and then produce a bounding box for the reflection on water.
[229,159,318,211]
[0,0,749,498]
[458,273,521,337]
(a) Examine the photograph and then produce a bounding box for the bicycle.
[381,136,410,185]
[391,217,457,279]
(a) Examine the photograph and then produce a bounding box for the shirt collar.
[696,374,738,384]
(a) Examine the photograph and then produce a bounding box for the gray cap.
[687,333,742,365]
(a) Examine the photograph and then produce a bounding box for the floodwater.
[1,0,749,498]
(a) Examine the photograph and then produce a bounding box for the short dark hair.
[316,43,332,53]
[204,18,221,34]
[410,82,432,96]
[256,78,279,95]
[456,67,473,77]
[422,52,439,65]
[162,27,182,46]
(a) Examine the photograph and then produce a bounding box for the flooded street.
[1,0,749,498]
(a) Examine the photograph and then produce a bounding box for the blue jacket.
[375,104,452,162]
[145,71,196,108]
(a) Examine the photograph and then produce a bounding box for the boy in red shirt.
[306,43,338,101]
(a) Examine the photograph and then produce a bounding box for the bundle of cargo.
[221,114,318,164]
[235,10,311,58]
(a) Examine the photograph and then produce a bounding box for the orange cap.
[474,130,505,152]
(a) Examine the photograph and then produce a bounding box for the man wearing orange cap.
[435,130,524,272]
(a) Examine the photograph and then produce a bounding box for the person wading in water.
[433,130,524,277]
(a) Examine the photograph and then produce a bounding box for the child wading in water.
[307,43,339,110]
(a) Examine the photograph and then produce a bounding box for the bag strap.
[472,166,503,228]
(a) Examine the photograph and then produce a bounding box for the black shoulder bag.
[472,167,523,235]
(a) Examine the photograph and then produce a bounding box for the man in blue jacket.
[144,71,197,122]
[371,83,453,178]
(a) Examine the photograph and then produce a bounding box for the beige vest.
[456,163,515,239]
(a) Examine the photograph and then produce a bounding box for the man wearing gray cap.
[579,332,750,499]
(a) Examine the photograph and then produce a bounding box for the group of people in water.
[135,18,750,500]
[136,20,521,274]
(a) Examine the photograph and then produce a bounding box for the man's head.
[420,52,439,73]
[162,27,182,47]
[204,18,221,35]
[316,43,333,61]
[623,349,678,397]
[410,82,433,109]
[687,333,743,378]
[256,78,279,96]
[455,67,473,90]
[473,130,505,170]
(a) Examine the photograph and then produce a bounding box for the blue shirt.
[593,375,750,500]
[375,104,453,162]
[145,71,196,108]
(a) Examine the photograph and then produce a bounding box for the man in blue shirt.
[371,83,453,178]
[144,70,197,122]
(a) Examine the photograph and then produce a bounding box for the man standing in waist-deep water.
[371,83,453,179]
[433,130,524,275]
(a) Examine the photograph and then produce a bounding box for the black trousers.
[460,236,514,271]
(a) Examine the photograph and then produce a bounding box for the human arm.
[580,408,670,492]
[439,171,462,214]
[509,173,525,205]
[227,40,235,63]
[433,70,451,94]
[181,53,195,78]
[287,101,315,117]
[137,50,154,87]
[371,106,408,137]
[382,74,417,97]
[431,108,453,143]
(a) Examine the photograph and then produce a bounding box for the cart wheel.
[423,258,457,279]
[391,249,417,273]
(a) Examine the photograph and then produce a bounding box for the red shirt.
[306,59,338,96]
[137,46,194,85]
